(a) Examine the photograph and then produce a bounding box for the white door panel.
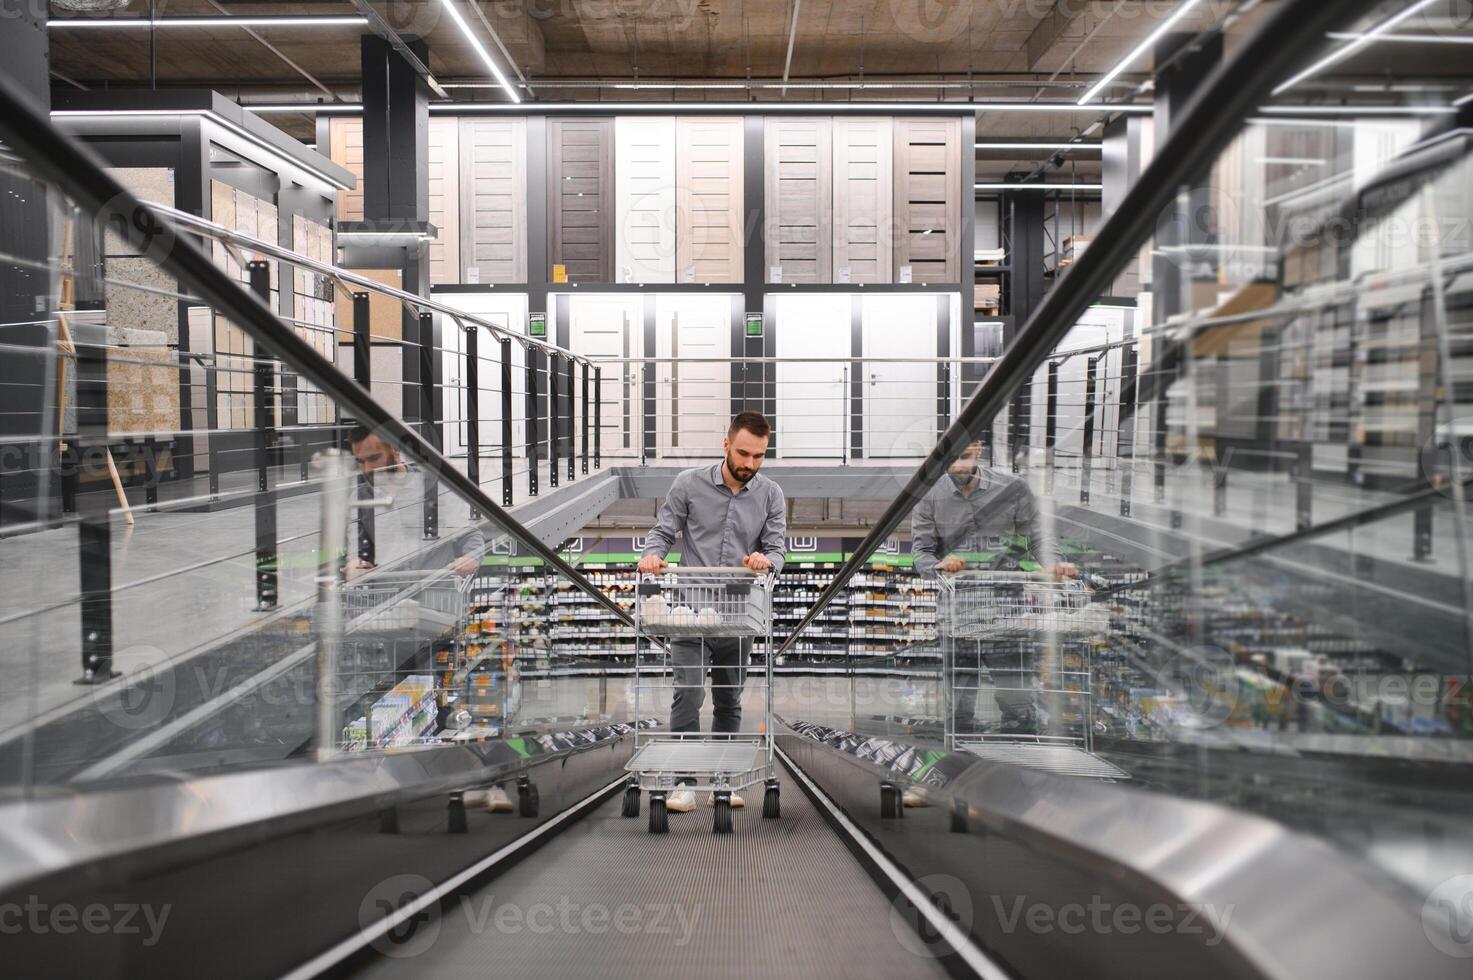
[775,294,849,458]
[655,294,732,457]
[569,294,643,458]
[863,295,937,458]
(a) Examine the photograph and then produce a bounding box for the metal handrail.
[583,356,1000,364]
[140,200,591,365]
[773,0,1386,657]
[0,70,632,630]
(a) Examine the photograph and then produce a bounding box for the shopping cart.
[622,566,780,834]
[936,570,1128,780]
[342,569,475,641]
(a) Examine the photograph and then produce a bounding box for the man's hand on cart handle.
[938,556,966,574]
[637,554,668,574]
[1048,562,1079,580]
[344,557,374,582]
[449,556,478,577]
[742,553,773,572]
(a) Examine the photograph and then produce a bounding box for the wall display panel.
[427,117,461,286]
[832,117,893,284]
[862,294,937,457]
[568,294,643,455]
[209,180,286,428]
[654,294,733,456]
[675,116,744,283]
[459,117,528,284]
[615,116,677,283]
[547,117,614,283]
[333,267,403,343]
[329,116,365,223]
[773,294,848,456]
[764,117,831,283]
[893,117,960,284]
[435,292,528,464]
[291,214,337,425]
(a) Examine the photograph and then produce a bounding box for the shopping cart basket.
[622,567,780,834]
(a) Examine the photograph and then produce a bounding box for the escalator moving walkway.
[353,773,951,980]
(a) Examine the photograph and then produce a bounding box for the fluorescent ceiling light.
[438,0,520,104]
[974,142,1102,151]
[1326,31,1473,45]
[1078,0,1206,105]
[1258,104,1456,115]
[245,104,363,114]
[430,101,1145,115]
[1257,156,1326,166]
[49,16,367,28]
[1273,0,1440,96]
[974,183,1103,191]
[1455,92,1473,107]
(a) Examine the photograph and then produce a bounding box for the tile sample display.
[676,116,744,283]
[547,117,614,283]
[764,117,831,283]
[459,117,528,284]
[893,117,961,283]
[615,116,676,283]
[832,117,893,284]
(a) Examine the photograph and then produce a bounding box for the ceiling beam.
[349,0,450,100]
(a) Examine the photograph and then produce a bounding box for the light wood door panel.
[764,116,831,283]
[427,117,460,285]
[832,117,893,284]
[676,116,744,283]
[328,117,364,223]
[893,117,960,284]
[458,117,527,284]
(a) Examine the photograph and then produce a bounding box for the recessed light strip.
[1327,30,1473,44]
[1272,0,1441,96]
[1078,0,1206,105]
[437,0,521,104]
[974,183,1104,191]
[974,142,1103,151]
[48,16,368,28]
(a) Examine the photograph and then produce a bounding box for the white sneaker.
[485,786,514,813]
[707,791,745,808]
[666,789,698,812]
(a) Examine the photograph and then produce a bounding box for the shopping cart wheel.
[621,784,641,818]
[762,780,780,819]
[880,782,903,820]
[518,779,539,818]
[648,792,669,834]
[712,791,734,834]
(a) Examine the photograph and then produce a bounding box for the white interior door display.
[435,292,527,480]
[459,118,528,284]
[615,117,677,283]
[569,294,643,458]
[655,294,732,458]
[775,294,849,458]
[765,116,832,283]
[862,294,938,458]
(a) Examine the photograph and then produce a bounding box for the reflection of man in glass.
[911,439,1073,734]
[344,425,485,580]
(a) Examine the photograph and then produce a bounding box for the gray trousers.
[670,637,750,733]
[950,638,1038,730]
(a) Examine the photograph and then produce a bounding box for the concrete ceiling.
[44,1,1473,160]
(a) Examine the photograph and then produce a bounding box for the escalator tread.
[357,778,950,979]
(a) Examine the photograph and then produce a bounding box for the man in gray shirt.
[639,412,786,810]
[912,439,1071,734]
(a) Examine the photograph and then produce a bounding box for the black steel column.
[1004,192,1045,472]
[1118,342,1139,517]
[418,311,439,538]
[548,352,561,488]
[1043,361,1059,496]
[1081,357,1098,506]
[581,361,590,474]
[248,261,278,610]
[525,354,539,496]
[465,325,481,519]
[567,359,576,482]
[593,367,602,468]
[352,291,375,563]
[499,338,513,507]
[74,310,117,683]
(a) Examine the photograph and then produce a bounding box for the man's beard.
[948,466,979,489]
[725,453,756,484]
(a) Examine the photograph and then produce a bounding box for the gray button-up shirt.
[911,468,1055,577]
[642,462,787,574]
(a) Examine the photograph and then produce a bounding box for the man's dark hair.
[347,423,373,446]
[728,411,771,439]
